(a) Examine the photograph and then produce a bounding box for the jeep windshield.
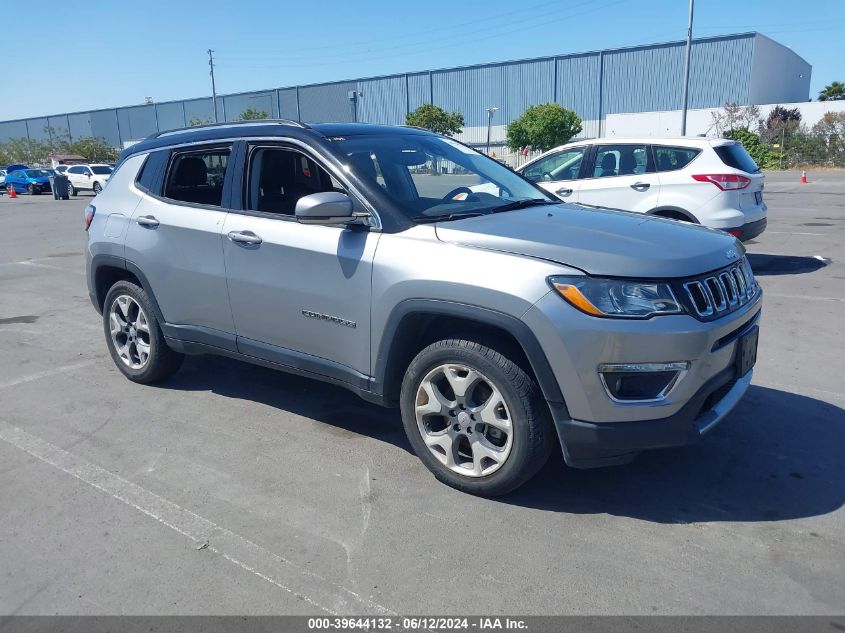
[329,133,556,222]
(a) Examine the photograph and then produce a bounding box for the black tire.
[27,184,35,195]
[69,184,77,196]
[102,280,184,384]
[93,182,102,194]
[400,337,555,497]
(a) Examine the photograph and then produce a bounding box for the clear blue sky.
[3,0,843,121]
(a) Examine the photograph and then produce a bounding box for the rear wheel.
[400,337,555,496]
[103,280,184,384]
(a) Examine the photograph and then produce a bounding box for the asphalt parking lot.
[0,171,843,616]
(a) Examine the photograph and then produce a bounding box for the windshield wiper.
[487,198,557,213]
[411,212,486,224]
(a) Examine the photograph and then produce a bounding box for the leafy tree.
[818,81,845,102]
[506,103,581,153]
[67,137,119,163]
[239,108,269,121]
[708,102,761,136]
[0,137,51,164]
[188,117,213,127]
[406,104,464,136]
[812,111,845,166]
[760,105,802,146]
[725,128,776,170]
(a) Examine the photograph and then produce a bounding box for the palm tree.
[819,81,845,101]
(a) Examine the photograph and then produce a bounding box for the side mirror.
[295,192,358,225]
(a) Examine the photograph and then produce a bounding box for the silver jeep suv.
[85,121,761,496]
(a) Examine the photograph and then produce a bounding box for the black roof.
[121,120,432,159]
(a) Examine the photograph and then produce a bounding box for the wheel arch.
[647,206,699,223]
[373,299,567,412]
[90,255,165,323]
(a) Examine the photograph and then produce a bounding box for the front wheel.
[69,183,77,196]
[400,337,555,496]
[27,183,35,195]
[93,181,102,194]
[103,280,184,384]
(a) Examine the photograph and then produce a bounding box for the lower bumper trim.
[730,217,767,242]
[553,367,752,469]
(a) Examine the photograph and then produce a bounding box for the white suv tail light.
[691,173,751,191]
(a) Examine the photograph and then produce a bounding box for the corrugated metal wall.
[0,33,807,149]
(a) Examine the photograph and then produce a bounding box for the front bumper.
[523,285,761,467]
[552,367,751,467]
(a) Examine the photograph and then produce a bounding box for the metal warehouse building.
[0,32,810,149]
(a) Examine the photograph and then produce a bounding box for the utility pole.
[680,0,694,136]
[208,49,219,123]
[485,107,498,155]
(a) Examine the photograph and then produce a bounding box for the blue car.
[4,167,52,194]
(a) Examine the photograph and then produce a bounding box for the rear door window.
[592,144,650,178]
[652,146,701,172]
[163,146,231,206]
[714,143,760,173]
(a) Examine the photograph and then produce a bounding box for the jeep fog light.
[598,362,689,403]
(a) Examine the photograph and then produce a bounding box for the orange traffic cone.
[800,170,808,184]
[8,185,16,198]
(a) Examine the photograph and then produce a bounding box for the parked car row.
[0,163,113,195]
[86,121,761,496]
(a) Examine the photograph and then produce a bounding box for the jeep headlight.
[549,276,683,318]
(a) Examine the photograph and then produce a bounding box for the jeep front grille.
[682,259,758,319]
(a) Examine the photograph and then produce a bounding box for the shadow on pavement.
[163,354,413,453]
[160,357,844,524]
[747,253,829,276]
[501,385,845,523]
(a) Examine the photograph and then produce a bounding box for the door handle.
[555,187,573,196]
[630,182,651,191]
[136,215,159,228]
[227,230,262,245]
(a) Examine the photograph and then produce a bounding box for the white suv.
[514,137,767,241]
[66,164,113,196]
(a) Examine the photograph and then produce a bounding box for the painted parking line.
[0,420,395,617]
[0,360,96,390]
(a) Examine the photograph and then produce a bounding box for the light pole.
[680,0,694,135]
[485,107,498,155]
[208,49,219,123]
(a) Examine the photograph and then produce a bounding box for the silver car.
[85,121,761,496]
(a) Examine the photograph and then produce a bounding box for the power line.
[227,0,629,70]
[223,0,594,58]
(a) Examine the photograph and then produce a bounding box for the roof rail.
[149,118,310,139]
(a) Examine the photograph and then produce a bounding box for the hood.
[434,204,742,278]
[28,176,50,183]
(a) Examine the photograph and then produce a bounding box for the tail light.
[692,174,751,190]
[84,204,96,231]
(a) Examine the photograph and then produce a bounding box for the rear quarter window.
[714,143,760,173]
[134,150,169,194]
[653,146,701,172]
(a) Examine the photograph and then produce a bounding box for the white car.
[0,169,6,190]
[509,137,767,241]
[65,163,113,196]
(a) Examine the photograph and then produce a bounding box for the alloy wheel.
[414,363,513,477]
[109,295,151,369]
